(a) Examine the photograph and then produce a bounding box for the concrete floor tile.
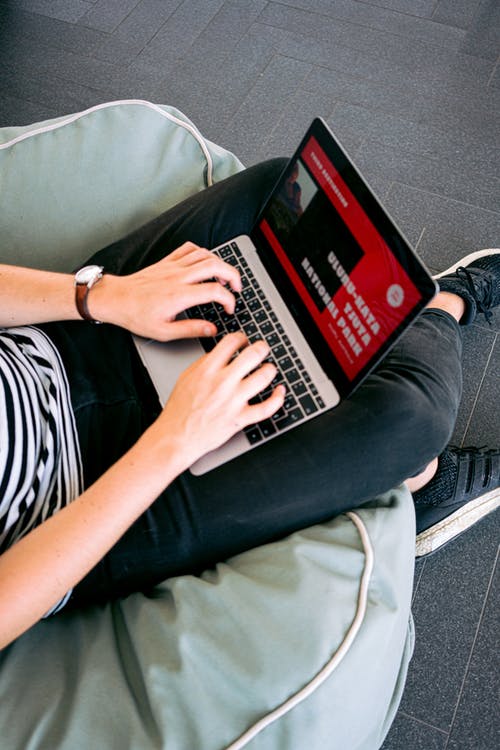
[362,0,437,18]
[382,185,500,272]
[452,327,498,446]
[463,335,500,445]
[460,0,500,60]
[220,54,312,164]
[4,0,93,24]
[399,510,500,730]
[264,0,465,51]
[432,0,483,31]
[355,140,500,214]
[381,712,447,749]
[446,556,500,749]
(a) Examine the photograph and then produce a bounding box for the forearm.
[0,264,123,328]
[0,265,80,327]
[0,422,187,650]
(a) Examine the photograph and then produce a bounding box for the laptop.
[133,118,437,475]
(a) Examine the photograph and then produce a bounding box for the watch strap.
[75,267,104,323]
[75,282,95,322]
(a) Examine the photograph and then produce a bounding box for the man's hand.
[92,242,242,340]
[149,332,286,474]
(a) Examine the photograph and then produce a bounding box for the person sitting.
[0,159,498,649]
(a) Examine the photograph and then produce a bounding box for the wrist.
[84,273,124,327]
[140,418,195,480]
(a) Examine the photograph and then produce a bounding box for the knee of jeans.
[398,376,458,461]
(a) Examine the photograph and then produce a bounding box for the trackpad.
[132,336,203,406]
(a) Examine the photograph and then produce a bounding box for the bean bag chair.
[0,100,415,750]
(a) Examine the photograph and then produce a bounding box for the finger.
[184,280,238,313]
[241,384,286,424]
[206,331,249,368]
[157,318,218,342]
[166,242,207,261]
[239,361,279,401]
[225,339,270,381]
[184,256,242,292]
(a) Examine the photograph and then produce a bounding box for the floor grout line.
[461,332,497,447]
[443,545,500,749]
[396,710,449,737]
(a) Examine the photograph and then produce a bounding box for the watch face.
[75,265,103,285]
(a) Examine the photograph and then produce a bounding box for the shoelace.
[455,266,493,323]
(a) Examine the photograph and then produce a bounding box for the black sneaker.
[414,446,500,557]
[434,248,500,325]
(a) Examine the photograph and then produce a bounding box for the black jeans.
[41,159,463,607]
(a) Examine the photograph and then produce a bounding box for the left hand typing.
[92,242,242,341]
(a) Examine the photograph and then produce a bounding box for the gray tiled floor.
[0,1,498,748]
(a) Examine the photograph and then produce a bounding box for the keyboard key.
[292,381,307,397]
[248,298,262,312]
[219,244,232,258]
[254,309,268,324]
[244,321,258,336]
[234,296,245,313]
[244,425,262,444]
[272,407,286,422]
[200,338,216,353]
[272,344,287,360]
[204,307,220,323]
[275,408,303,430]
[285,368,300,384]
[278,356,293,371]
[261,320,274,335]
[266,332,280,348]
[237,310,251,325]
[259,419,276,438]
[242,288,256,301]
[299,394,318,416]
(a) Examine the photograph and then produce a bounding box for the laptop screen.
[251,118,436,397]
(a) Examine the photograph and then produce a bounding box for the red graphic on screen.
[260,136,423,380]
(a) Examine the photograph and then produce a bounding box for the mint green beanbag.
[0,101,415,750]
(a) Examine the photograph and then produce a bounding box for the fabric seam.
[224,509,375,750]
[0,99,214,187]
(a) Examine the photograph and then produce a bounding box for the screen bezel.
[250,117,437,398]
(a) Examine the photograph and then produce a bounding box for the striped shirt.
[0,326,83,614]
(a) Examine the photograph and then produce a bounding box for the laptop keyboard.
[185,241,326,445]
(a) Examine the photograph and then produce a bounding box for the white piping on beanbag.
[0,99,215,187]
[225,510,375,749]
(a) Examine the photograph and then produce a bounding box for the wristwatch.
[74,265,104,323]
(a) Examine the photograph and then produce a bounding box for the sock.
[413,450,457,507]
[438,275,476,325]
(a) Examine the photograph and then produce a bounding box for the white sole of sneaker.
[415,487,500,557]
[433,248,500,279]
